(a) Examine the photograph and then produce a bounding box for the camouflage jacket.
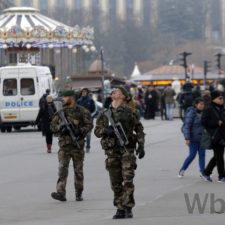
[94,103,145,151]
[51,104,93,148]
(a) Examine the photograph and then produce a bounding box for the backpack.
[182,92,194,108]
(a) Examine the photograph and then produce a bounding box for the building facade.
[12,0,158,28]
[9,0,225,43]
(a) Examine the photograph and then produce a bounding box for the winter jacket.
[182,106,204,143]
[77,96,96,114]
[36,103,56,135]
[201,103,225,140]
[163,87,175,104]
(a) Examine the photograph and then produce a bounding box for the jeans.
[180,143,205,174]
[204,146,225,179]
[165,103,174,120]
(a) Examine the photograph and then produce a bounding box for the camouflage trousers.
[105,149,137,209]
[56,145,84,195]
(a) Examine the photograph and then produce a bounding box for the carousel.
[0,7,95,81]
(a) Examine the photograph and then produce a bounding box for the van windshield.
[3,79,17,96]
[21,79,35,95]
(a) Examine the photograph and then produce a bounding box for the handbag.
[200,128,219,150]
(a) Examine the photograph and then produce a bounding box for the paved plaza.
[0,118,225,225]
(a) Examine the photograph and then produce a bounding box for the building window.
[109,0,117,24]
[21,0,32,7]
[75,0,82,9]
[143,0,151,25]
[40,0,48,11]
[92,0,99,8]
[127,0,133,22]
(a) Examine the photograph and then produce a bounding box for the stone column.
[116,0,126,21]
[99,0,109,30]
[204,0,212,42]
[133,0,143,25]
[151,0,159,29]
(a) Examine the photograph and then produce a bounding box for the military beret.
[62,89,75,97]
[116,86,129,98]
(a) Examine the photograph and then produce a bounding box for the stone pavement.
[0,118,225,225]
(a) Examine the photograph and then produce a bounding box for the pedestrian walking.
[178,98,205,178]
[201,91,225,183]
[77,88,96,153]
[39,89,50,110]
[50,90,93,201]
[144,86,158,119]
[178,90,194,120]
[35,95,56,153]
[163,84,176,120]
[94,86,145,219]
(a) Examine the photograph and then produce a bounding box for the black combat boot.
[112,209,125,219]
[76,192,83,201]
[125,208,133,218]
[51,192,66,201]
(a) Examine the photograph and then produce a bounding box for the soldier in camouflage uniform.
[50,90,93,202]
[94,86,145,219]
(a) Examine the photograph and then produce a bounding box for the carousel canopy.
[0,7,94,49]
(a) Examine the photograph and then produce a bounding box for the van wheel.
[6,126,12,133]
[1,127,6,133]
[14,126,21,131]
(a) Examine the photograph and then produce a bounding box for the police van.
[0,64,56,132]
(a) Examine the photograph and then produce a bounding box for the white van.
[0,64,56,132]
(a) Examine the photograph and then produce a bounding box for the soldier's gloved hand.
[104,125,115,137]
[59,124,70,135]
[136,145,145,159]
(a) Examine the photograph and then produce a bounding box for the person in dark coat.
[144,86,158,120]
[77,88,95,153]
[36,95,56,153]
[201,91,225,183]
[202,90,211,109]
[178,98,205,178]
[39,89,50,110]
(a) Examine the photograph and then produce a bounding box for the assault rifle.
[58,110,80,149]
[104,109,129,147]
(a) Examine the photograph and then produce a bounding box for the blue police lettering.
[4,101,33,107]
[5,102,10,107]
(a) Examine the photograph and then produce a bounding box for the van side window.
[3,79,17,96]
[21,79,35,95]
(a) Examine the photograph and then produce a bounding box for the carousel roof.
[0,7,94,49]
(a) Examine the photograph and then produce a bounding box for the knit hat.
[116,86,129,98]
[62,89,75,97]
[211,90,223,100]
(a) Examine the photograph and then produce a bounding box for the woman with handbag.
[201,91,225,183]
[178,98,205,178]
